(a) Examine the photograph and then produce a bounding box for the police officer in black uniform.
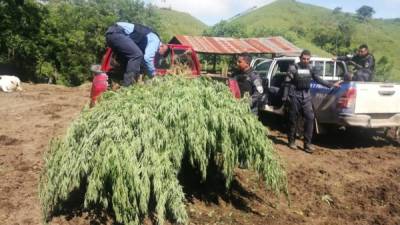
[234,53,264,116]
[336,44,375,82]
[286,50,340,153]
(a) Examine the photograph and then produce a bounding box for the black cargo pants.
[105,25,143,86]
[287,89,314,146]
[353,69,372,82]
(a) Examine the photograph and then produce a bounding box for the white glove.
[256,85,264,94]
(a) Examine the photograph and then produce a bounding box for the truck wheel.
[383,127,389,137]
[382,127,399,143]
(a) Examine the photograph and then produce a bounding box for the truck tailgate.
[354,82,400,114]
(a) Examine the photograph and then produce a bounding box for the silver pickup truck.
[253,56,400,137]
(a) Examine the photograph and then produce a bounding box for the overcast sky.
[144,0,400,25]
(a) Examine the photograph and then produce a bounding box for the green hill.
[155,7,208,42]
[229,0,400,81]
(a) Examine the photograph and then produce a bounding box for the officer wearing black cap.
[286,50,340,153]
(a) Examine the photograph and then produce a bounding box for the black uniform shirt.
[285,63,333,98]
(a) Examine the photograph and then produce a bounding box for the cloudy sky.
[144,0,400,25]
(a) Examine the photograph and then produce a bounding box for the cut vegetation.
[39,76,287,225]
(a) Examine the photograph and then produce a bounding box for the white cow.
[0,75,22,92]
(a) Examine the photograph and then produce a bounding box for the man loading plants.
[105,22,169,86]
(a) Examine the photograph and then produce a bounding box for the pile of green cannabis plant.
[40,76,287,225]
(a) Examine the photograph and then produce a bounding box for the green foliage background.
[0,0,205,86]
[155,7,207,42]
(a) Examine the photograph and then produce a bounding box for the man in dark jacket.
[286,50,340,153]
[105,22,168,86]
[234,53,264,115]
[336,44,375,81]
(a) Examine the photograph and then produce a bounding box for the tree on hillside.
[333,7,342,14]
[203,20,247,38]
[0,0,48,80]
[310,20,355,55]
[0,0,162,86]
[356,5,375,21]
[253,27,297,43]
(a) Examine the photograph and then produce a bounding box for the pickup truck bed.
[314,82,400,128]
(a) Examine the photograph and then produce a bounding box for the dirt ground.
[0,83,399,225]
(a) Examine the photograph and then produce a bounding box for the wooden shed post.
[212,54,217,73]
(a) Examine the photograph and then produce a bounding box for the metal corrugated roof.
[169,35,302,55]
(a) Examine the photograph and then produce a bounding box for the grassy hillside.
[230,0,400,81]
[230,0,333,56]
[155,7,208,42]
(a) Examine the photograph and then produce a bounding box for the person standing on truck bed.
[105,22,169,86]
[234,53,264,116]
[286,50,340,154]
[335,44,375,82]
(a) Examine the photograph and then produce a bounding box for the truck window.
[335,62,345,78]
[271,60,293,87]
[251,58,263,68]
[313,61,324,76]
[173,49,194,69]
[254,61,272,78]
[155,52,171,69]
[272,60,292,76]
[325,61,334,78]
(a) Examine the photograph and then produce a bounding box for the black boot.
[303,144,315,154]
[288,139,297,150]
